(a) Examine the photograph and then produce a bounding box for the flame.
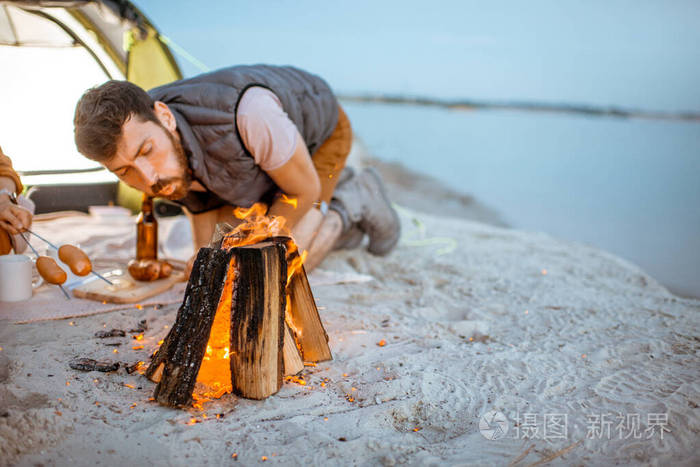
[191,394,205,410]
[279,194,298,209]
[233,202,267,220]
[223,201,308,287]
[194,258,236,401]
[135,361,147,375]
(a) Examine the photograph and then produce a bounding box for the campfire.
[145,204,332,407]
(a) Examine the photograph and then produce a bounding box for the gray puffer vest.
[148,65,339,213]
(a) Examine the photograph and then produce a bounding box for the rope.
[158,34,210,73]
[394,203,458,256]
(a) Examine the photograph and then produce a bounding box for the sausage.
[128,259,161,282]
[127,259,173,281]
[36,256,67,285]
[158,261,173,279]
[58,245,92,276]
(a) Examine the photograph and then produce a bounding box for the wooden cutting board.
[73,271,185,304]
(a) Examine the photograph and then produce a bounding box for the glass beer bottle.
[136,194,158,260]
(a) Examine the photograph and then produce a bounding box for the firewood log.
[228,241,287,399]
[145,248,232,406]
[283,322,304,376]
[287,265,332,362]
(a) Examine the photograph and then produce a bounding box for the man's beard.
[150,125,191,200]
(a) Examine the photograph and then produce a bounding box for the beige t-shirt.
[236,86,298,171]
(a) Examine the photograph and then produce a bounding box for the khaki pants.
[312,105,353,204]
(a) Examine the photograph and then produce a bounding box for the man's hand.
[0,195,32,235]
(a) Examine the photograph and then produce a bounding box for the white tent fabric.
[0,4,74,46]
[0,3,123,185]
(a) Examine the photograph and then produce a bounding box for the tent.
[0,0,182,212]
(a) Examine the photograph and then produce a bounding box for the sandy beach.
[1,147,699,466]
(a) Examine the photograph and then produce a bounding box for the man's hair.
[73,80,159,162]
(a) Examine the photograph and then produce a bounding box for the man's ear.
[153,101,177,132]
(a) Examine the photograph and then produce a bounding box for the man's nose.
[133,156,158,187]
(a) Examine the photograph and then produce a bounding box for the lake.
[343,102,700,298]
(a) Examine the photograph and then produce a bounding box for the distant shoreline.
[339,94,700,122]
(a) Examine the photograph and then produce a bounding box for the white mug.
[0,254,40,302]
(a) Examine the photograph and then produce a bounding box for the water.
[343,102,700,298]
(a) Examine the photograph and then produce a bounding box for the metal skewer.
[19,233,71,300]
[19,231,40,257]
[25,228,58,249]
[90,270,114,286]
[25,229,113,285]
[58,285,71,299]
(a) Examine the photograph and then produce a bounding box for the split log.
[145,247,232,406]
[283,323,304,376]
[229,241,287,399]
[286,265,332,362]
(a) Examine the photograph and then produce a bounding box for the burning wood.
[228,241,286,400]
[286,263,331,362]
[94,329,125,338]
[145,205,332,408]
[145,248,231,406]
[69,358,119,372]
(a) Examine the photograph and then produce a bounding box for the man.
[73,65,399,271]
[0,145,34,254]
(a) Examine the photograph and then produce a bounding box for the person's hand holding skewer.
[0,184,32,235]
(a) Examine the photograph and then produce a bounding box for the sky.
[137,0,700,113]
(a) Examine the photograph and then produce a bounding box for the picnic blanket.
[0,210,373,323]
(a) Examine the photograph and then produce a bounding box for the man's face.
[106,111,190,200]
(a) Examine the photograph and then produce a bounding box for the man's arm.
[0,145,23,195]
[185,208,220,251]
[234,87,322,248]
[265,130,321,236]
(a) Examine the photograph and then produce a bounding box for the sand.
[1,154,699,466]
